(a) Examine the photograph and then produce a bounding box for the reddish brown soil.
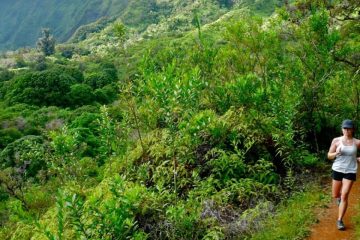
[307,173,360,240]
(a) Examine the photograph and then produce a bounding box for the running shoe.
[337,220,345,230]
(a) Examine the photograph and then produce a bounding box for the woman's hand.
[328,138,341,160]
[336,145,342,156]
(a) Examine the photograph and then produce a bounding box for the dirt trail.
[307,173,360,240]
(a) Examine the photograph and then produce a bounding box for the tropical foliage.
[0,0,358,239]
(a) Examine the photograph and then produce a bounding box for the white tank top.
[332,137,358,173]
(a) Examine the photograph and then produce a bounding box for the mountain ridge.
[0,0,129,51]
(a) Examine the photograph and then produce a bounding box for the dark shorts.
[332,170,356,181]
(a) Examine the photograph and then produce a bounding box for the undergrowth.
[250,181,330,240]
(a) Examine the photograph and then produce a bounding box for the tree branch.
[334,56,359,68]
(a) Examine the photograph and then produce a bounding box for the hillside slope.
[0,0,129,51]
[0,0,283,51]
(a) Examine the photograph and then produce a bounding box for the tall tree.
[37,28,56,56]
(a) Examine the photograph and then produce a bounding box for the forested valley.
[0,0,358,239]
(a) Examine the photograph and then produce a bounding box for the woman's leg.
[332,179,342,200]
[338,178,354,220]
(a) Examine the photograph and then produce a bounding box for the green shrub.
[84,72,116,89]
[57,44,76,59]
[165,201,204,239]
[0,68,14,82]
[6,68,78,107]
[0,127,22,149]
[94,84,118,104]
[68,83,94,107]
[0,135,46,177]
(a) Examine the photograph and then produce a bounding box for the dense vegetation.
[0,0,359,239]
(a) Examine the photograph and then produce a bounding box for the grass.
[352,201,360,239]
[250,185,330,240]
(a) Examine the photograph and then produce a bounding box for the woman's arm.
[355,138,360,149]
[355,139,360,163]
[328,138,340,160]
